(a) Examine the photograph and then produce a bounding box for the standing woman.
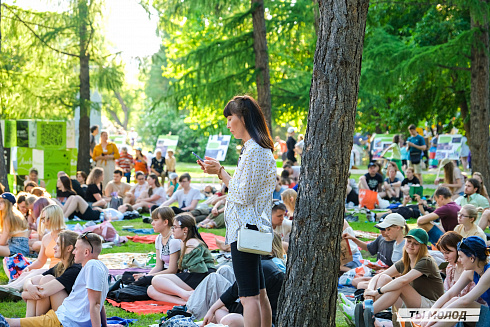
[92,131,120,188]
[200,95,277,327]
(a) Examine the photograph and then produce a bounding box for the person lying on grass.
[1,231,109,327]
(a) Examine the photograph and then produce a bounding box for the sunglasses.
[81,231,94,253]
[457,238,471,253]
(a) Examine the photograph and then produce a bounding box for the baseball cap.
[135,147,142,151]
[375,213,405,229]
[367,162,376,168]
[405,228,429,245]
[169,173,178,180]
[287,127,296,134]
[1,192,16,205]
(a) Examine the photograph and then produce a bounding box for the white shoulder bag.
[237,210,273,255]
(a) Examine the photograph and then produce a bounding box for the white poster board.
[155,135,179,157]
[204,135,231,161]
[435,134,463,160]
[66,120,76,149]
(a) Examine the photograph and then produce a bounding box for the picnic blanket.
[128,233,226,251]
[106,299,177,314]
[122,228,154,234]
[99,253,150,269]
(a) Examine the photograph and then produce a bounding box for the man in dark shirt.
[407,124,426,184]
[359,162,386,198]
[286,127,297,163]
[417,186,460,245]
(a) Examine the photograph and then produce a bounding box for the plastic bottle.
[364,299,374,311]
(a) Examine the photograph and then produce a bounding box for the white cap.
[287,127,296,134]
[375,213,405,229]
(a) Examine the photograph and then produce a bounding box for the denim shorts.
[8,237,30,257]
[230,241,265,297]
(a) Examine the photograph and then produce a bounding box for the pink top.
[444,263,486,304]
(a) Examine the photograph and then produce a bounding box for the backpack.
[159,315,198,327]
[109,196,123,210]
[107,284,151,302]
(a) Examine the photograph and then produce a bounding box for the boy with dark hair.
[2,232,109,327]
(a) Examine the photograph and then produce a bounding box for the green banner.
[44,149,73,180]
[4,120,17,148]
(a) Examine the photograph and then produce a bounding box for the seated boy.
[271,202,291,252]
[2,232,109,327]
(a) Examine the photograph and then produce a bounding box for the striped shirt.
[224,138,276,244]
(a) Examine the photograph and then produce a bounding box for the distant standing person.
[166,150,176,176]
[89,125,99,158]
[199,95,276,327]
[286,127,297,163]
[407,124,427,185]
[128,127,138,147]
[24,168,46,189]
[92,131,119,188]
[151,149,166,183]
[116,146,133,183]
[133,147,148,176]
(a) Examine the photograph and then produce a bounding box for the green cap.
[405,228,429,245]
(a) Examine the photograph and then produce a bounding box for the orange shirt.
[134,156,148,174]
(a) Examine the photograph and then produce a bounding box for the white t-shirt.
[56,259,109,327]
[171,188,201,208]
[152,187,167,206]
[274,219,292,242]
[155,234,181,268]
[133,182,148,199]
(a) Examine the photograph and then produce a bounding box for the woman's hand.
[200,157,221,175]
[364,289,378,299]
[202,309,216,325]
[211,207,219,216]
[434,178,441,185]
[133,273,145,281]
[342,233,355,240]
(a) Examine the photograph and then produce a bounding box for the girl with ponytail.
[148,213,215,305]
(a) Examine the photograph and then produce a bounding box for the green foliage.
[357,2,474,134]
[145,0,317,129]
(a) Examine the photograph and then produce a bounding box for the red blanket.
[128,232,226,250]
[106,299,176,314]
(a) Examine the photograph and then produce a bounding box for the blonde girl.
[2,205,66,292]
[0,193,29,257]
[23,230,80,317]
[453,204,487,240]
[281,189,297,219]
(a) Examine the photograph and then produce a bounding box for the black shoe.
[142,217,151,224]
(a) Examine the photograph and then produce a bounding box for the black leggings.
[230,241,265,297]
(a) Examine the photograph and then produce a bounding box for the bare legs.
[62,195,89,217]
[24,275,68,317]
[148,274,194,305]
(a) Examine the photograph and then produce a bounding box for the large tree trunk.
[0,124,9,192]
[276,0,370,326]
[251,0,272,135]
[469,2,490,188]
[77,0,91,174]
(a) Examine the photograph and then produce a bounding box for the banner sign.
[155,135,179,157]
[371,134,395,160]
[435,134,463,160]
[36,121,66,150]
[204,135,231,161]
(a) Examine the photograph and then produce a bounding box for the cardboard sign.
[204,135,231,161]
[435,134,463,160]
[340,238,353,266]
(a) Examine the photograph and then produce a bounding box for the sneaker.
[142,217,151,224]
[342,303,354,320]
[345,214,359,223]
[340,293,355,309]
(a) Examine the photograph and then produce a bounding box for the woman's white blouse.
[224,138,276,244]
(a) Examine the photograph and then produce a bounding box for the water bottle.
[364,299,374,311]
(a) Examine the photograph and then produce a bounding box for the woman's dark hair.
[175,213,207,269]
[467,178,481,194]
[223,95,274,150]
[60,176,76,195]
[436,231,463,263]
[135,171,146,180]
[434,186,452,199]
[393,134,400,144]
[24,181,37,192]
[148,173,161,197]
[16,192,28,204]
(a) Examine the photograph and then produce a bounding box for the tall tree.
[468,0,490,183]
[276,0,370,326]
[251,0,272,132]
[0,0,8,191]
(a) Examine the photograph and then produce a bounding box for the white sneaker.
[342,303,355,320]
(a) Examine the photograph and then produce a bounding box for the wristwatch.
[377,287,383,295]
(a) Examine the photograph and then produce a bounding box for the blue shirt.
[473,263,490,306]
[407,134,425,155]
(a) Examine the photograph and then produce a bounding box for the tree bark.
[113,91,130,130]
[251,0,272,135]
[276,0,370,326]
[458,91,470,142]
[0,124,9,192]
[77,0,91,174]
[469,1,490,188]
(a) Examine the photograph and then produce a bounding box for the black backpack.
[107,285,151,302]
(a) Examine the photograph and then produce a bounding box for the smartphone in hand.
[192,152,205,162]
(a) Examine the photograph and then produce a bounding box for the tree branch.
[4,5,79,58]
[106,106,124,128]
[114,91,130,130]
[436,64,470,71]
